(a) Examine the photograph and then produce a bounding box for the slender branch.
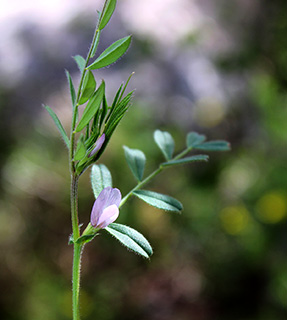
[120,167,163,208]
[119,146,193,207]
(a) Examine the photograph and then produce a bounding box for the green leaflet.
[43,105,70,148]
[88,36,132,70]
[123,146,146,181]
[105,223,153,259]
[186,132,206,148]
[193,140,231,151]
[74,136,86,161]
[65,70,76,107]
[75,81,105,132]
[104,91,133,137]
[91,30,101,58]
[78,71,96,105]
[154,130,175,160]
[73,55,86,73]
[91,164,112,198]
[133,190,182,213]
[75,234,97,245]
[99,0,117,30]
[105,84,123,124]
[161,155,209,167]
[99,95,108,129]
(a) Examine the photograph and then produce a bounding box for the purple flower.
[90,186,121,229]
[88,134,105,157]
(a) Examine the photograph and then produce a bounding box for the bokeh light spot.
[256,191,287,224]
[220,205,250,235]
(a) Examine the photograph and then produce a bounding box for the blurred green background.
[0,0,287,319]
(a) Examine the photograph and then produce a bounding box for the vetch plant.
[44,1,230,319]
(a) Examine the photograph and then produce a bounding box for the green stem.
[69,2,111,318]
[69,2,106,171]
[72,243,82,320]
[120,167,162,208]
[119,147,193,208]
[71,176,82,320]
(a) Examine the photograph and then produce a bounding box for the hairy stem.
[71,176,82,320]
[72,243,83,320]
[69,2,112,318]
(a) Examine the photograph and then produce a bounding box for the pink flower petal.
[96,204,119,229]
[90,187,122,228]
[107,188,121,207]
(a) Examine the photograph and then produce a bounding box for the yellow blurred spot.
[220,206,249,235]
[256,192,287,224]
[194,98,226,128]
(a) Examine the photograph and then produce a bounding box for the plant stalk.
[70,176,82,320]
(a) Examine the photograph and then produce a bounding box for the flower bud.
[88,133,105,157]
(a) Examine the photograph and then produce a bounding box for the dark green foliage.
[88,36,132,70]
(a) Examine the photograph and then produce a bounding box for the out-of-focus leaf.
[154,130,175,160]
[43,105,69,148]
[91,164,112,198]
[99,0,117,30]
[65,70,76,107]
[194,141,231,151]
[161,155,209,167]
[73,55,86,73]
[75,81,105,132]
[88,36,132,70]
[133,190,182,213]
[78,71,96,105]
[105,223,153,259]
[123,146,146,181]
[186,132,206,148]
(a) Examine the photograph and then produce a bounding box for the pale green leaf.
[88,36,132,70]
[91,164,112,198]
[133,190,182,213]
[154,130,175,160]
[75,81,105,132]
[194,140,231,151]
[105,223,152,259]
[123,146,146,181]
[43,105,69,148]
[99,0,117,30]
[73,55,86,73]
[186,132,206,148]
[65,70,76,107]
[161,154,209,167]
